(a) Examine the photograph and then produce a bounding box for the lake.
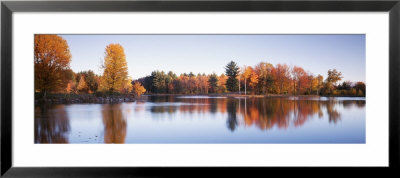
[34,95,366,144]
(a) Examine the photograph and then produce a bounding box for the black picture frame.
[1,0,399,177]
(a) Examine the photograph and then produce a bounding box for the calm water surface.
[34,96,365,144]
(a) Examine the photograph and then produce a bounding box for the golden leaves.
[132,82,146,97]
[100,44,129,92]
[34,35,72,94]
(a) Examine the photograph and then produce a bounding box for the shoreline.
[35,93,365,105]
[144,93,364,98]
[35,95,136,105]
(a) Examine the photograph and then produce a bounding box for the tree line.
[34,35,365,98]
[136,61,365,96]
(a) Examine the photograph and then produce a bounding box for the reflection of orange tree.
[102,104,127,143]
[217,98,227,113]
[144,96,364,131]
[241,99,292,130]
[34,105,70,143]
[238,98,357,131]
[293,100,322,127]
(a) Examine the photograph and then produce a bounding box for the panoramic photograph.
[34,34,366,144]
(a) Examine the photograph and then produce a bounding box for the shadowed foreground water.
[34,96,365,144]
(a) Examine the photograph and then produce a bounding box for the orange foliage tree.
[291,66,309,95]
[34,35,72,97]
[132,82,146,97]
[217,74,228,93]
[274,64,291,94]
[241,66,259,94]
[99,44,129,92]
[196,74,209,94]
[77,75,88,93]
[120,78,133,95]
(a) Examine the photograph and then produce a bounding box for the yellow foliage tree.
[34,34,72,97]
[77,75,88,93]
[120,78,133,94]
[100,44,129,92]
[242,66,258,93]
[242,66,252,79]
[248,70,259,90]
[132,82,146,97]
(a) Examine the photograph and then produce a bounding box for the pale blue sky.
[60,34,365,82]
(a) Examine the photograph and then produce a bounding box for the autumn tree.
[304,73,314,94]
[241,66,258,94]
[255,62,275,94]
[225,61,240,92]
[291,66,309,95]
[99,44,129,92]
[274,64,291,94]
[240,66,251,93]
[354,82,366,96]
[188,73,197,93]
[217,74,228,93]
[197,73,209,94]
[77,70,99,93]
[66,71,77,94]
[34,35,72,97]
[177,74,190,94]
[64,69,76,94]
[325,69,343,94]
[315,75,324,95]
[132,82,146,97]
[66,81,76,94]
[248,70,259,93]
[120,78,133,94]
[326,69,343,86]
[77,75,88,93]
[167,71,177,93]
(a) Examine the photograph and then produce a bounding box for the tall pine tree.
[225,61,240,92]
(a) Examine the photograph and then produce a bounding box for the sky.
[60,34,365,82]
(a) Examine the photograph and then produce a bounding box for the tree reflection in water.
[34,104,70,143]
[238,98,349,130]
[102,104,127,143]
[226,99,238,131]
[147,96,365,132]
[34,96,366,144]
[325,100,341,123]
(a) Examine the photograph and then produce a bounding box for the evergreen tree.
[208,73,218,93]
[225,61,240,92]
